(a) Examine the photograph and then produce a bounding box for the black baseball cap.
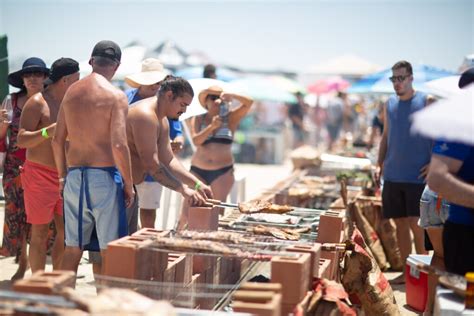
[45,57,80,85]
[91,40,121,63]
[458,67,474,89]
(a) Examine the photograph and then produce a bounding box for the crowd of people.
[0,40,254,284]
[0,40,472,316]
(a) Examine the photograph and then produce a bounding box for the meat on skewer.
[238,200,294,214]
[247,225,310,241]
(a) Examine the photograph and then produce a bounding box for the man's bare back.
[62,73,127,167]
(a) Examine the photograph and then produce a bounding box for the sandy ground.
[0,160,419,315]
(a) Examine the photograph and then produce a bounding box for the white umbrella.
[411,85,474,145]
[421,75,461,98]
[179,78,229,121]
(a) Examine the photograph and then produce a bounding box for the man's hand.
[124,184,135,208]
[170,140,183,153]
[58,178,65,197]
[0,109,10,124]
[197,183,213,200]
[181,185,206,206]
[419,163,430,181]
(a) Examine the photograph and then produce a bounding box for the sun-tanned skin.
[126,90,212,206]
[52,57,134,279]
[17,70,79,274]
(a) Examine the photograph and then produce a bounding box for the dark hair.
[392,60,413,75]
[92,56,119,68]
[203,64,216,78]
[158,76,194,99]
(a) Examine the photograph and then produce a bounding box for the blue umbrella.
[348,64,455,94]
[228,76,297,103]
[175,66,240,82]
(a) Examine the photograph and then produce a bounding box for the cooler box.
[405,254,432,312]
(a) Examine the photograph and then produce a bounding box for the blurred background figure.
[287,92,308,149]
[203,64,217,79]
[367,100,385,149]
[325,92,344,150]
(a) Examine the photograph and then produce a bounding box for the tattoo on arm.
[151,163,182,191]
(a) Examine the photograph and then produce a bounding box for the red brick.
[318,259,331,279]
[271,253,310,304]
[105,236,168,281]
[188,206,220,231]
[320,248,341,281]
[317,213,344,243]
[285,243,322,282]
[240,282,282,294]
[13,270,75,295]
[233,291,282,316]
[132,228,169,239]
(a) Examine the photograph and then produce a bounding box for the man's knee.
[394,217,410,226]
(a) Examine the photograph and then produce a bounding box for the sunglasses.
[22,72,46,79]
[389,75,410,83]
[208,95,220,101]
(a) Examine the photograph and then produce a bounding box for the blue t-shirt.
[432,140,474,226]
[383,92,432,183]
[125,89,183,182]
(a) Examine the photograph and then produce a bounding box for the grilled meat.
[238,200,294,214]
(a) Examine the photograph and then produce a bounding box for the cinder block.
[105,236,168,281]
[271,253,310,304]
[321,248,340,281]
[188,206,220,231]
[318,259,331,279]
[233,291,282,316]
[132,228,169,239]
[13,271,76,295]
[317,214,344,243]
[239,282,282,294]
[285,243,322,282]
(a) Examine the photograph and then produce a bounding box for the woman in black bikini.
[189,85,253,201]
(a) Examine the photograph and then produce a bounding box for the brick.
[240,282,282,294]
[105,236,168,281]
[188,206,220,231]
[318,259,331,279]
[316,214,344,243]
[285,243,322,281]
[132,228,169,239]
[271,253,310,304]
[321,248,341,281]
[233,291,282,316]
[168,253,191,285]
[192,255,218,275]
[13,271,75,295]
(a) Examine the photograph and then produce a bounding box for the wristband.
[194,181,202,191]
[41,127,49,139]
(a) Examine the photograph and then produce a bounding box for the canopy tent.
[348,64,455,94]
[307,54,382,77]
[228,76,297,103]
[175,66,240,82]
[420,76,461,98]
[148,40,188,69]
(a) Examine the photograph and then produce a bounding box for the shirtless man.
[52,40,134,277]
[17,58,80,273]
[127,76,211,212]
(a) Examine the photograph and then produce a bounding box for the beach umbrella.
[228,76,297,103]
[175,66,240,82]
[307,54,382,77]
[179,78,229,121]
[307,76,350,95]
[411,85,474,145]
[348,64,455,94]
[420,76,461,98]
[269,75,306,94]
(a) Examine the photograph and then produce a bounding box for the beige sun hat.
[198,85,223,108]
[125,58,170,88]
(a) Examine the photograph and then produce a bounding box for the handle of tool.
[206,198,222,205]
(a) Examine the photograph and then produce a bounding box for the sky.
[0,0,473,74]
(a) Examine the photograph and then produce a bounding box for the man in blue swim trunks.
[52,40,134,280]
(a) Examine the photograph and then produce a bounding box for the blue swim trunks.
[63,166,128,250]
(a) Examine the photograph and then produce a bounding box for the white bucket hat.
[125,58,170,88]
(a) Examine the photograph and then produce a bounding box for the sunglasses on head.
[389,75,410,83]
[208,95,220,101]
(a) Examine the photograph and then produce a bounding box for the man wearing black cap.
[52,40,134,279]
[17,57,80,273]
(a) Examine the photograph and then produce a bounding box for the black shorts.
[443,221,474,275]
[382,181,425,219]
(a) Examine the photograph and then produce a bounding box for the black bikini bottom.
[190,165,234,185]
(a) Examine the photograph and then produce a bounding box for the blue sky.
[0,0,472,73]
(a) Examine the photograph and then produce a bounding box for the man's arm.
[427,154,474,208]
[52,102,68,183]
[376,103,389,183]
[17,95,55,148]
[110,93,134,203]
